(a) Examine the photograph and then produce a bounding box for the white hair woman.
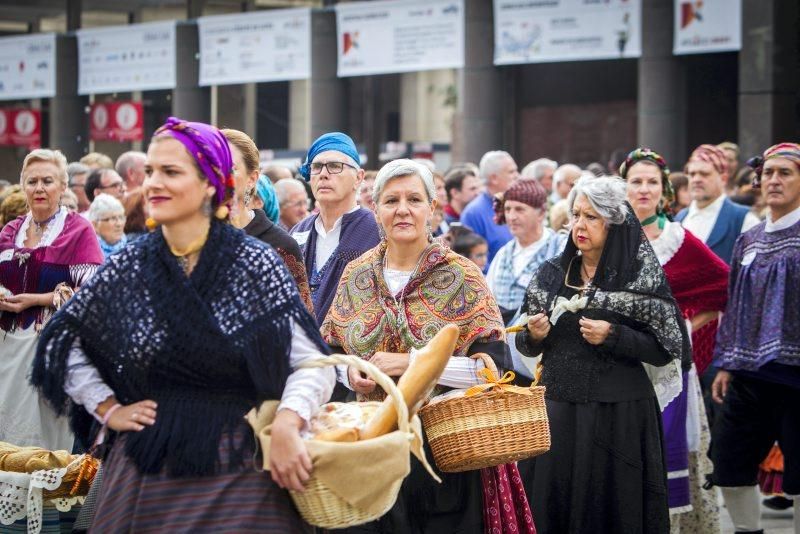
[515,174,690,533]
[322,159,535,532]
[89,193,128,259]
[0,149,103,453]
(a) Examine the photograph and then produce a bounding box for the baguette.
[359,324,458,440]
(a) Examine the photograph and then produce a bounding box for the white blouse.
[64,318,335,425]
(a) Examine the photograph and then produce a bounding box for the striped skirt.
[89,433,310,533]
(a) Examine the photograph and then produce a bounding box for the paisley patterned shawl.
[321,240,507,400]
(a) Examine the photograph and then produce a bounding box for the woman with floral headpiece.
[31,117,334,532]
[622,147,728,533]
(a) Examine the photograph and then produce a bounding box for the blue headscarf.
[299,132,360,180]
[256,175,281,224]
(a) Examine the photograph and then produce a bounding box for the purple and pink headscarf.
[153,117,235,208]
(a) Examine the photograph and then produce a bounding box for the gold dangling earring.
[215,204,230,220]
[145,217,157,231]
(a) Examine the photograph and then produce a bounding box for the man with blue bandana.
[291,132,380,324]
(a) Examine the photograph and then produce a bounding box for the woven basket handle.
[298,354,411,436]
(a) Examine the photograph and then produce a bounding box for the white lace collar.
[15,207,68,249]
[648,221,685,266]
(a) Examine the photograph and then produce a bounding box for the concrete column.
[50,35,88,160]
[738,0,799,158]
[637,0,687,166]
[289,80,311,149]
[400,69,456,144]
[452,0,503,164]
[309,10,347,139]
[172,22,210,123]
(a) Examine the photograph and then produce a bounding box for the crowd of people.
[0,117,797,534]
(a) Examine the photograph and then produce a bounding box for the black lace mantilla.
[32,220,328,476]
[524,207,690,369]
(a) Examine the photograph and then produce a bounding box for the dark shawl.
[291,207,380,324]
[31,220,328,477]
[244,208,314,313]
[518,206,691,402]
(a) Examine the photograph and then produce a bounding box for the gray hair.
[373,158,436,205]
[274,178,307,205]
[88,193,125,222]
[567,173,629,225]
[67,162,90,184]
[554,163,582,186]
[115,151,146,179]
[479,150,513,182]
[521,158,558,181]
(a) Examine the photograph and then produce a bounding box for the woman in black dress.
[516,174,690,534]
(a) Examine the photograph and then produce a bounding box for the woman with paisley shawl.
[322,159,535,533]
[516,174,691,534]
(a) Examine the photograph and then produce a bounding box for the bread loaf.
[359,324,458,440]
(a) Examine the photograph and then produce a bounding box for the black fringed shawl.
[32,220,329,477]
[518,206,691,403]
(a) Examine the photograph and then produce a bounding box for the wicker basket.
[287,354,413,529]
[419,357,550,473]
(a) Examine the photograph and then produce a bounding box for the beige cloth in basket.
[246,401,439,518]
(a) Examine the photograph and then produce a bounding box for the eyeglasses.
[310,161,357,175]
[98,214,126,223]
[99,181,125,191]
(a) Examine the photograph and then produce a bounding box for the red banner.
[0,108,41,149]
[90,101,144,142]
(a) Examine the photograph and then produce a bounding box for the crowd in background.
[0,125,797,534]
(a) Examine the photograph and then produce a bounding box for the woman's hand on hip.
[369,352,410,377]
[527,313,551,341]
[579,317,612,345]
[270,409,312,493]
[106,400,158,432]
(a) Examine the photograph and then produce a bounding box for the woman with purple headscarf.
[31,118,334,532]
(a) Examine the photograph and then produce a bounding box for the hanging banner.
[78,21,176,95]
[90,101,144,142]
[336,0,464,77]
[493,0,642,66]
[198,8,311,86]
[0,109,41,149]
[673,0,741,55]
[0,34,56,101]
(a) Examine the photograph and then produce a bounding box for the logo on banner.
[90,101,144,142]
[343,32,359,55]
[681,1,704,28]
[92,104,109,130]
[116,103,138,131]
[0,108,41,148]
[14,111,36,137]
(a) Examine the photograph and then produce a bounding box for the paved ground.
[719,499,794,533]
